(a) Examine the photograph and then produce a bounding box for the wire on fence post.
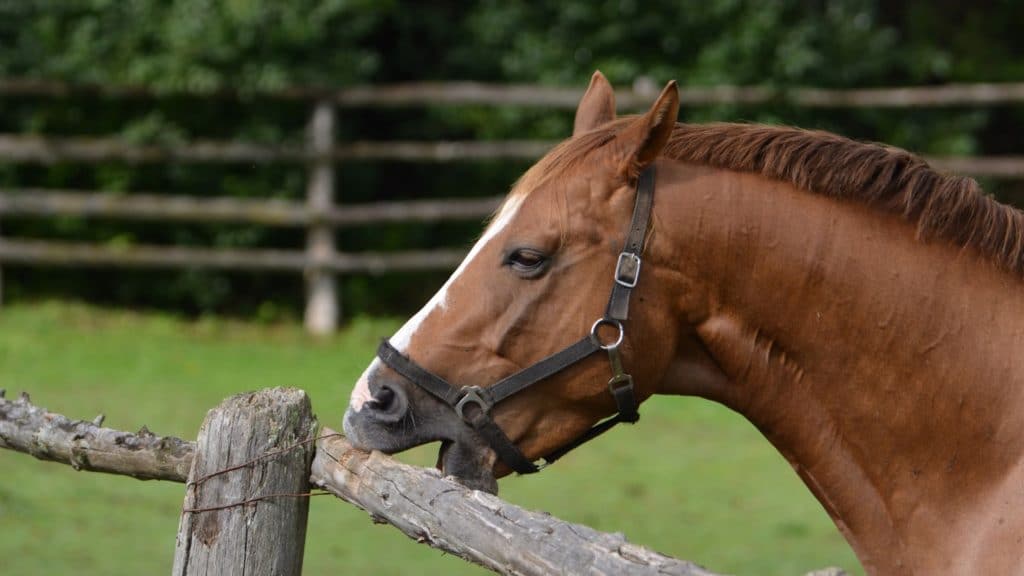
[304,100,338,334]
[173,388,317,576]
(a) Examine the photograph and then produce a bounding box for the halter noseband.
[376,167,656,474]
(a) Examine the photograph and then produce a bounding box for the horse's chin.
[437,439,499,494]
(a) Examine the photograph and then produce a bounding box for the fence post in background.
[304,100,338,335]
[0,220,4,308]
[172,388,318,576]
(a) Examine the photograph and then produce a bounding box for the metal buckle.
[614,252,641,288]
[455,386,491,420]
[608,373,634,393]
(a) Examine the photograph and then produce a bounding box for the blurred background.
[1,1,1023,574]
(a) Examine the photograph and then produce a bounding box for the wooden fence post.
[172,388,318,576]
[304,101,338,335]
[0,219,4,308]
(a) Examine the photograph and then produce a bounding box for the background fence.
[3,79,1024,333]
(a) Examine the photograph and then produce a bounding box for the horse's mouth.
[435,440,453,471]
[436,438,499,494]
[344,404,499,494]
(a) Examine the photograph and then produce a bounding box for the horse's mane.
[521,120,1024,276]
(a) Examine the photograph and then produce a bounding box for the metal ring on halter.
[589,318,624,350]
[455,385,491,420]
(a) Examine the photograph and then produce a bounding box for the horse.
[343,71,1024,575]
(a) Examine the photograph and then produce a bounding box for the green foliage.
[0,1,1022,317]
[0,0,386,89]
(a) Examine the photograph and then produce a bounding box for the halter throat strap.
[375,166,656,474]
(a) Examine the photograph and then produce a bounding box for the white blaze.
[348,194,525,411]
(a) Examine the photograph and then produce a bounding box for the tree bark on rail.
[311,429,723,576]
[0,389,193,481]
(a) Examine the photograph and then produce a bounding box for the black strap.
[610,379,640,423]
[542,415,624,465]
[541,373,640,464]
[487,336,600,404]
[465,409,539,474]
[377,336,604,475]
[377,340,462,406]
[378,337,602,411]
[377,340,541,474]
[606,166,655,321]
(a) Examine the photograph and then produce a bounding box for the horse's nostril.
[371,386,396,411]
[365,384,408,424]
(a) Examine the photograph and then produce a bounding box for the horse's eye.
[505,248,549,277]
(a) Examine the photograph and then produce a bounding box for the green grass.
[0,302,861,575]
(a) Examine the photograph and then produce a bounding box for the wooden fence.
[2,387,832,576]
[3,78,1024,333]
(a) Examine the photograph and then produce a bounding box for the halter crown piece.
[376,166,656,474]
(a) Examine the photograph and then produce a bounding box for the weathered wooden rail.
[0,238,467,273]
[5,76,1024,108]
[0,134,555,163]
[4,77,1024,334]
[1,133,1023,176]
[0,102,536,335]
[0,189,503,226]
[0,388,854,576]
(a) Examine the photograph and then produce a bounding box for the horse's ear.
[573,71,616,136]
[616,80,679,177]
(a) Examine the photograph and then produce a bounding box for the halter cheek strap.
[376,166,656,474]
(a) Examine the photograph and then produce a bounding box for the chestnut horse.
[344,72,1024,575]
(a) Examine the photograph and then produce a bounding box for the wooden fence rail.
[3,78,1024,333]
[4,76,1024,108]
[0,189,503,226]
[2,388,824,576]
[0,134,555,164]
[4,134,1024,178]
[0,239,468,273]
[0,106,527,333]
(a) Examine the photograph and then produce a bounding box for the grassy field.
[0,302,861,575]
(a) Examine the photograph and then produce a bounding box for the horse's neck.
[654,162,1024,574]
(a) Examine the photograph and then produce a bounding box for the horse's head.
[344,72,682,492]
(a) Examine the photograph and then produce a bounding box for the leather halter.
[376,166,656,474]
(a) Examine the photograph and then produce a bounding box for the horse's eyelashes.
[505,248,550,277]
